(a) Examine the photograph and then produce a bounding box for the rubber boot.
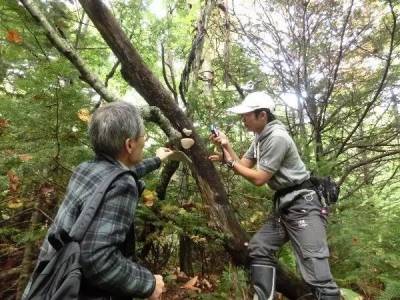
[251,265,275,300]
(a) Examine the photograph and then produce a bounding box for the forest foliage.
[0,0,399,299]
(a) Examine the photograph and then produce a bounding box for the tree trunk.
[16,202,41,299]
[179,234,194,276]
[359,124,372,184]
[305,95,323,163]
[391,91,400,134]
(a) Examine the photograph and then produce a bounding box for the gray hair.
[89,101,144,158]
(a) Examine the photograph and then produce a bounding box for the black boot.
[251,265,275,300]
[313,287,341,300]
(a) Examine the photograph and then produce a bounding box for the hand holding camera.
[209,125,229,147]
[209,125,232,163]
[210,124,219,137]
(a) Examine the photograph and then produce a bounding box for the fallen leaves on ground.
[181,276,201,292]
[77,108,91,123]
[142,189,157,207]
[18,154,33,161]
[6,30,22,44]
[0,118,10,129]
[7,170,20,193]
[7,197,23,209]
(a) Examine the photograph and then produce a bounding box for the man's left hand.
[156,147,175,161]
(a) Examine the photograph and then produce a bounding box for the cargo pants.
[248,189,339,296]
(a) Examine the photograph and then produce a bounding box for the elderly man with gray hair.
[30,101,173,300]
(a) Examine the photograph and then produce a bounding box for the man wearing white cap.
[210,92,340,300]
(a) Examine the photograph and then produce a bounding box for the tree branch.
[139,106,181,141]
[74,9,86,49]
[179,0,216,104]
[161,43,178,102]
[335,1,397,157]
[338,150,400,185]
[155,161,180,200]
[20,0,180,141]
[319,0,354,127]
[20,0,122,103]
[104,60,120,88]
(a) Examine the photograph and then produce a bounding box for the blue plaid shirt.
[38,156,161,298]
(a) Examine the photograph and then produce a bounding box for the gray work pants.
[248,190,339,291]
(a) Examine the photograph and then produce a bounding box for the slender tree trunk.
[392,91,400,133]
[16,202,41,299]
[179,234,194,276]
[222,0,230,87]
[297,96,306,139]
[200,51,214,96]
[315,124,323,163]
[305,95,323,162]
[359,124,371,184]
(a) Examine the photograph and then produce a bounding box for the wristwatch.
[226,160,236,169]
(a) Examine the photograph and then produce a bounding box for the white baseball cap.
[227,91,275,114]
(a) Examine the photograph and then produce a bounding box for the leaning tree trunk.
[76,1,308,298]
[79,0,248,262]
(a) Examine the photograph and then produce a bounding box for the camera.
[210,124,219,137]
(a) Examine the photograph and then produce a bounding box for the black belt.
[273,179,314,203]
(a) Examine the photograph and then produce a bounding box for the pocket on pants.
[300,240,332,283]
[302,255,333,283]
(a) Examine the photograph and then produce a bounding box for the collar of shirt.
[117,160,130,170]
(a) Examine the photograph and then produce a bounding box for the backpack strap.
[69,168,138,242]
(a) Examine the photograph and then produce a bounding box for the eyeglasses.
[139,133,149,142]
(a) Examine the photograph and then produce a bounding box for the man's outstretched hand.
[156,147,175,161]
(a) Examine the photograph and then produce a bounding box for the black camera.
[210,124,219,137]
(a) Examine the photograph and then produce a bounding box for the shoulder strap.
[69,168,137,241]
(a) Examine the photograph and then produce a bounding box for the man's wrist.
[221,141,231,150]
[226,159,236,169]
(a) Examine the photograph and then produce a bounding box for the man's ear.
[263,111,269,122]
[125,138,134,154]
[257,111,267,121]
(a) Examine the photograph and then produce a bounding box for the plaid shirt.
[38,156,161,299]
